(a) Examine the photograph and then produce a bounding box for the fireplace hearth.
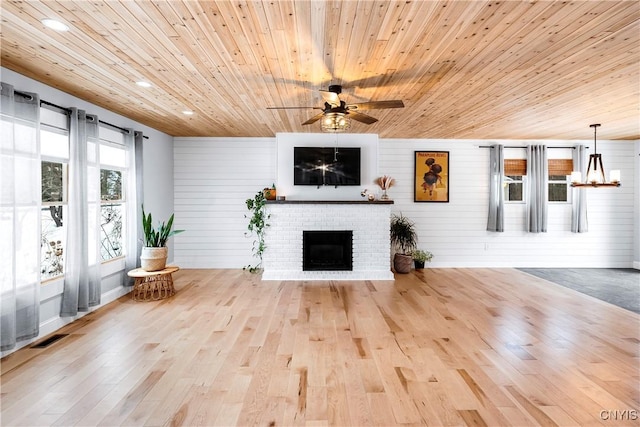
[303,230,353,271]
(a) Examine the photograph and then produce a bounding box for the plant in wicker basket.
[140,205,185,272]
[390,213,418,274]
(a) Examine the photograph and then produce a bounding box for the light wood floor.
[1,268,638,426]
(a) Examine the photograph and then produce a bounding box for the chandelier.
[571,124,621,187]
[321,112,351,133]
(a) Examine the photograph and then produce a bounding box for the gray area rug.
[519,268,640,314]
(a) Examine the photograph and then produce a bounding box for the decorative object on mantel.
[360,189,376,201]
[263,183,277,200]
[412,249,433,270]
[140,205,185,272]
[390,213,418,274]
[376,175,395,200]
[244,190,271,273]
[571,124,621,187]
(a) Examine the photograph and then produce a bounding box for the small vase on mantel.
[376,175,395,201]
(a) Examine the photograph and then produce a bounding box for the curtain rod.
[478,145,588,149]
[14,89,148,139]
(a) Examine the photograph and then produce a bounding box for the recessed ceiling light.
[136,81,152,88]
[182,110,194,116]
[41,18,69,32]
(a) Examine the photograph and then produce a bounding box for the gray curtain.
[0,82,41,351]
[124,130,144,286]
[526,145,548,233]
[61,109,101,316]
[487,144,504,232]
[571,144,588,232]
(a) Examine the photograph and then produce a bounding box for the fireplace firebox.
[303,230,353,271]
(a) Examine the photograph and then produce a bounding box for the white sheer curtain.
[124,130,143,286]
[0,82,41,351]
[526,145,548,233]
[571,144,588,232]
[487,144,505,232]
[60,109,101,316]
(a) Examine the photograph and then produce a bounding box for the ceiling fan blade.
[319,90,340,106]
[347,100,405,110]
[302,112,325,125]
[348,111,378,125]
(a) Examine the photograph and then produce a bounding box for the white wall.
[380,139,636,268]
[173,137,276,268]
[1,68,174,355]
[174,136,637,269]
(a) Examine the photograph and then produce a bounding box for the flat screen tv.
[294,147,361,186]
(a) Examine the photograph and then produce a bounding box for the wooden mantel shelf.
[266,200,394,204]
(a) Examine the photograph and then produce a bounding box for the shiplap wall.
[379,139,636,268]
[173,136,637,269]
[173,137,277,268]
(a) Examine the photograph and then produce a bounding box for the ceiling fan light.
[321,112,351,133]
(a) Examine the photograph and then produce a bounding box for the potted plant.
[263,183,276,200]
[390,213,417,274]
[244,189,271,272]
[412,249,433,269]
[141,205,185,271]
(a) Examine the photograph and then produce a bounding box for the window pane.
[101,169,122,201]
[101,204,123,260]
[504,176,523,201]
[505,182,523,201]
[549,183,568,202]
[42,161,63,202]
[41,206,65,279]
[41,129,69,158]
[100,144,126,167]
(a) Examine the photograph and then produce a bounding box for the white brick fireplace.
[262,201,394,281]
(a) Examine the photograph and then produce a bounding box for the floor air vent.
[30,334,69,348]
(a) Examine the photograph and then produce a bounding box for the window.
[549,175,569,202]
[548,159,573,203]
[504,159,526,202]
[503,157,573,203]
[99,126,127,261]
[40,108,69,280]
[504,175,524,202]
[100,169,123,259]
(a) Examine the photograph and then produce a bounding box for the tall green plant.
[244,190,270,273]
[390,213,418,255]
[142,205,185,247]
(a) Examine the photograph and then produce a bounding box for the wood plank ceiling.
[1,0,639,140]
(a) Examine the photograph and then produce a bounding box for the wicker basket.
[140,246,168,272]
[393,253,413,274]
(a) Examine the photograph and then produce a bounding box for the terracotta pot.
[393,253,413,274]
[140,246,168,271]
[263,188,276,200]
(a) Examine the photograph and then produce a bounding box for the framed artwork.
[414,151,449,202]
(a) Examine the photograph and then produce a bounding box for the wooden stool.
[127,266,179,301]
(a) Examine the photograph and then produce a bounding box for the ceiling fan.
[267,84,405,128]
